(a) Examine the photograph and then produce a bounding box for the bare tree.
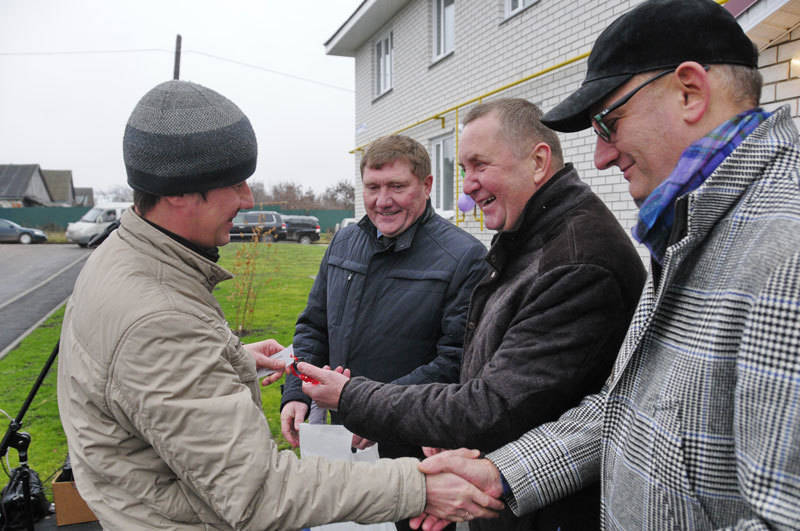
[322,179,355,209]
[249,181,269,203]
[103,185,134,202]
[263,182,319,209]
[246,179,354,210]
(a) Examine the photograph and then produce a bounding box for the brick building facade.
[327,0,800,256]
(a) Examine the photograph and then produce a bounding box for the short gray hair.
[715,64,762,108]
[463,98,563,165]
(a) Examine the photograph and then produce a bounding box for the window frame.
[374,30,393,97]
[431,133,456,218]
[505,0,539,18]
[432,0,455,62]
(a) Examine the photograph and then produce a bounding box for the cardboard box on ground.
[52,470,97,526]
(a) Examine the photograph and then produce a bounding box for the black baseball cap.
[541,0,758,132]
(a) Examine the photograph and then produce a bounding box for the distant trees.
[102,185,133,202]
[251,179,354,210]
[249,181,270,204]
[98,179,355,210]
[321,180,355,209]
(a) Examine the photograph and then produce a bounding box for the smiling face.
[591,72,686,206]
[459,112,537,232]
[186,180,255,247]
[362,159,432,238]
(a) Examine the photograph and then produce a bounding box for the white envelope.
[299,424,394,531]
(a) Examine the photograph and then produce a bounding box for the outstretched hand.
[419,448,504,527]
[244,339,286,386]
[296,362,350,410]
[280,364,350,447]
[411,448,505,530]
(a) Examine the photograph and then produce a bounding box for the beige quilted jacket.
[58,209,425,530]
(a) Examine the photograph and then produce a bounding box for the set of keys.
[256,345,320,385]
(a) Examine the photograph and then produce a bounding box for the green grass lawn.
[0,241,325,496]
[43,230,68,244]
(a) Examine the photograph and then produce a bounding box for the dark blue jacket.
[281,201,487,457]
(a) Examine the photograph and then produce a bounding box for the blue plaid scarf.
[633,109,770,263]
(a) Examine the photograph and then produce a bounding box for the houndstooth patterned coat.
[488,105,800,530]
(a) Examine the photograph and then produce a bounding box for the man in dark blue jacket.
[281,135,488,466]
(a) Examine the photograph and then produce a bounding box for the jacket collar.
[118,209,233,291]
[141,216,220,262]
[610,106,795,391]
[357,199,435,253]
[662,106,790,269]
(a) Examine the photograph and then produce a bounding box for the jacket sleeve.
[391,242,488,386]
[728,253,800,530]
[108,312,426,530]
[490,253,800,526]
[281,242,334,409]
[486,390,605,516]
[339,264,627,451]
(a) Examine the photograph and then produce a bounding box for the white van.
[66,202,132,246]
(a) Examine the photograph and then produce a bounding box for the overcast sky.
[0,0,363,197]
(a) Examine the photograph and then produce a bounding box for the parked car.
[0,218,47,244]
[66,202,132,247]
[282,215,321,244]
[335,217,357,232]
[229,210,286,242]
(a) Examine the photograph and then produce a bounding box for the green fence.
[0,207,91,230]
[0,206,355,233]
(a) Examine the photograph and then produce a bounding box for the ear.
[530,142,552,186]
[423,174,433,197]
[162,195,189,208]
[161,193,201,211]
[674,61,710,125]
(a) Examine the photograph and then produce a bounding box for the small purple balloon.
[457,193,475,212]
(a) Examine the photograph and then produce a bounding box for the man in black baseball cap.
[541,0,757,133]
[416,1,800,528]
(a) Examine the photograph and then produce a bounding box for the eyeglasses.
[591,68,676,143]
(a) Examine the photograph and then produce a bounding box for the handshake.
[410,447,505,529]
[246,341,507,528]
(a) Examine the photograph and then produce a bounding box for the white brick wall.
[761,27,800,132]
[346,0,799,259]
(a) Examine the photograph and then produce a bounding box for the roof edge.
[325,0,411,57]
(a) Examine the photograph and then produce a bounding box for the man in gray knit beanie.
[57,79,503,530]
[121,79,258,251]
[124,80,257,197]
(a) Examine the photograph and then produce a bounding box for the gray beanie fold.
[123,80,257,195]
[125,152,256,196]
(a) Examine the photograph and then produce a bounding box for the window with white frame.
[433,0,454,61]
[506,0,538,17]
[375,31,393,97]
[432,135,455,214]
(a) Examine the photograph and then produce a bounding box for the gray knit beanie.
[123,80,257,195]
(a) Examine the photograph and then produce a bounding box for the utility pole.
[173,34,182,80]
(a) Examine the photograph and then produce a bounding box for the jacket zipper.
[336,272,353,324]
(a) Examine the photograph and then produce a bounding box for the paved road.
[0,243,91,358]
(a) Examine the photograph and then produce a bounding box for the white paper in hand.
[256,344,294,379]
[299,424,379,462]
[299,424,393,531]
